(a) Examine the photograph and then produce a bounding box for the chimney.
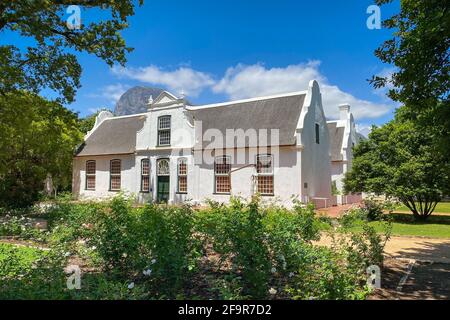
[339,104,350,121]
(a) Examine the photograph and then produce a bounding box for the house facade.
[327,105,363,205]
[73,80,333,208]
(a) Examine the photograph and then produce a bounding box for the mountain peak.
[114,86,165,116]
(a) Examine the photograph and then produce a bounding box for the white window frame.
[110,159,121,191]
[85,160,96,190]
[255,154,274,196]
[158,115,171,146]
[177,158,188,194]
[214,155,231,194]
[141,159,150,193]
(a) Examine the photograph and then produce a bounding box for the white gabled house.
[73,80,334,208]
[327,104,364,205]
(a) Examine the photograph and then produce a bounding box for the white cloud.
[112,65,215,97]
[107,61,394,120]
[87,83,130,104]
[212,62,392,120]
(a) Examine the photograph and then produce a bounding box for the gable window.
[85,161,96,190]
[256,154,274,195]
[215,156,231,194]
[315,123,320,144]
[158,115,171,146]
[141,159,150,192]
[110,159,121,191]
[177,158,188,193]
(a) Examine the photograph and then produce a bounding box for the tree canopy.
[371,0,450,156]
[0,0,143,103]
[0,92,83,208]
[344,117,450,220]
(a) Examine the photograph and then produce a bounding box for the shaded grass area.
[347,213,450,239]
[396,202,450,214]
[0,243,46,278]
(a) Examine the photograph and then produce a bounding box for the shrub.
[198,197,271,298]
[286,244,370,300]
[137,203,201,297]
[90,196,140,276]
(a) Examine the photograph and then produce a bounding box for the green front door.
[157,176,170,203]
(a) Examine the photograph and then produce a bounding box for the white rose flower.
[269,288,277,295]
[127,282,135,289]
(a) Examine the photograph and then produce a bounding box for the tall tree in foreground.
[344,117,450,220]
[0,93,83,208]
[371,0,450,157]
[0,0,143,103]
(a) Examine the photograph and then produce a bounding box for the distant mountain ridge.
[114,86,164,116]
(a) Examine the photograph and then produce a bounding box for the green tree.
[0,0,143,103]
[0,92,83,208]
[344,118,450,220]
[371,0,450,156]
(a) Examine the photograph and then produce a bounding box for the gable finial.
[147,95,154,105]
[180,88,185,99]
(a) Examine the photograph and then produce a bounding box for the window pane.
[157,159,170,176]
[111,176,121,190]
[158,116,171,129]
[86,176,95,190]
[142,159,150,175]
[257,155,273,174]
[111,160,121,174]
[142,176,149,192]
[86,161,96,174]
[257,176,273,195]
[216,176,231,193]
[315,123,320,144]
[178,176,187,193]
[158,130,171,145]
[178,159,187,176]
[215,156,231,174]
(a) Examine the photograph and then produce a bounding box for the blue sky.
[2,0,400,135]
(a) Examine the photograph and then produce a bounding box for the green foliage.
[0,243,46,279]
[0,0,143,103]
[0,246,69,300]
[138,203,201,296]
[286,245,370,300]
[345,119,450,220]
[90,196,140,275]
[0,195,388,300]
[0,92,83,208]
[197,197,271,298]
[372,0,450,157]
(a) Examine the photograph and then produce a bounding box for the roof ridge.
[186,90,307,110]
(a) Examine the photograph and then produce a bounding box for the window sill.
[213,192,231,195]
[176,192,188,195]
[109,189,121,192]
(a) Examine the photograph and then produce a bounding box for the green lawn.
[396,202,450,214]
[349,213,450,239]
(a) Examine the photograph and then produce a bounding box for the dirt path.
[316,234,450,263]
[316,234,450,299]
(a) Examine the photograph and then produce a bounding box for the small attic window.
[315,123,320,144]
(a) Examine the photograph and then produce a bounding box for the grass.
[396,202,450,214]
[0,243,45,278]
[348,213,450,239]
